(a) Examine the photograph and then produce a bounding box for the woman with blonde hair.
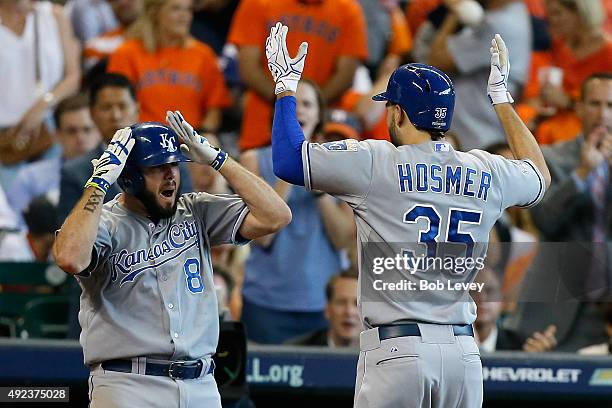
[523,0,612,144]
[107,0,230,132]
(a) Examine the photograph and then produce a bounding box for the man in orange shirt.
[107,0,231,132]
[228,0,368,151]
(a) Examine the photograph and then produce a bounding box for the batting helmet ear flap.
[118,164,143,195]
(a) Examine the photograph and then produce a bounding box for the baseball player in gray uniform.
[266,22,551,408]
[53,118,291,408]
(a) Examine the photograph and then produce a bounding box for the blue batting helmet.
[118,122,189,195]
[372,63,455,132]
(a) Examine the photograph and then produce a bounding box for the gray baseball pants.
[354,323,483,408]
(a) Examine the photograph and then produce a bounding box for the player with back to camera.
[266,22,551,408]
[53,118,291,407]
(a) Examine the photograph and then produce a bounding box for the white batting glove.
[166,111,228,171]
[85,127,135,194]
[265,22,308,95]
[487,34,514,105]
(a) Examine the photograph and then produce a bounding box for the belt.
[101,358,215,380]
[378,324,474,340]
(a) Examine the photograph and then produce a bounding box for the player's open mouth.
[160,185,176,200]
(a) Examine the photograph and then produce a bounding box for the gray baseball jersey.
[76,192,249,365]
[302,139,545,327]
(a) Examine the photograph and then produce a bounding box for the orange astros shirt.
[107,38,231,126]
[535,38,612,144]
[228,0,367,150]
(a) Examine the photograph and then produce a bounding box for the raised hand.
[85,127,135,194]
[265,22,308,95]
[166,111,228,171]
[488,34,514,105]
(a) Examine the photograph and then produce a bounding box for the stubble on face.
[135,183,181,222]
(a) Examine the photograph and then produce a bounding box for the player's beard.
[389,123,402,147]
[136,183,181,222]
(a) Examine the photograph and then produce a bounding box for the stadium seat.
[16,295,71,339]
[0,262,69,338]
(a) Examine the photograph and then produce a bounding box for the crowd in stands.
[0,0,610,356]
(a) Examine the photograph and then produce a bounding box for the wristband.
[85,177,110,194]
[210,149,228,171]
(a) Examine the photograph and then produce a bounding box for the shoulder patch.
[321,140,359,152]
[434,142,450,152]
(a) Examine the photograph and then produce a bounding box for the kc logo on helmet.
[434,108,447,119]
[160,133,177,153]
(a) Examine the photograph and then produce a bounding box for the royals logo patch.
[321,140,358,152]
[160,133,177,153]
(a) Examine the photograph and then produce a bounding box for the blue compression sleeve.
[272,96,305,186]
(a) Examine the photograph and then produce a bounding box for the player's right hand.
[487,34,514,105]
[265,22,308,95]
[85,127,134,194]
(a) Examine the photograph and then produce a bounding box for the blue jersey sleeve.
[271,96,305,186]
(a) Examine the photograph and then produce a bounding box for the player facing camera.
[53,106,291,407]
[118,122,186,222]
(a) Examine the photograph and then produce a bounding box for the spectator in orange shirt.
[83,0,144,72]
[107,0,231,132]
[605,0,612,33]
[405,0,442,35]
[228,0,368,151]
[525,0,612,145]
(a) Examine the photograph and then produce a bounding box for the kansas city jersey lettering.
[397,163,492,201]
[109,221,199,285]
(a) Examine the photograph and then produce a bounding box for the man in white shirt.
[285,271,361,348]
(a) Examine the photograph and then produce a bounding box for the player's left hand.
[487,34,514,105]
[166,111,228,171]
[265,22,308,95]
